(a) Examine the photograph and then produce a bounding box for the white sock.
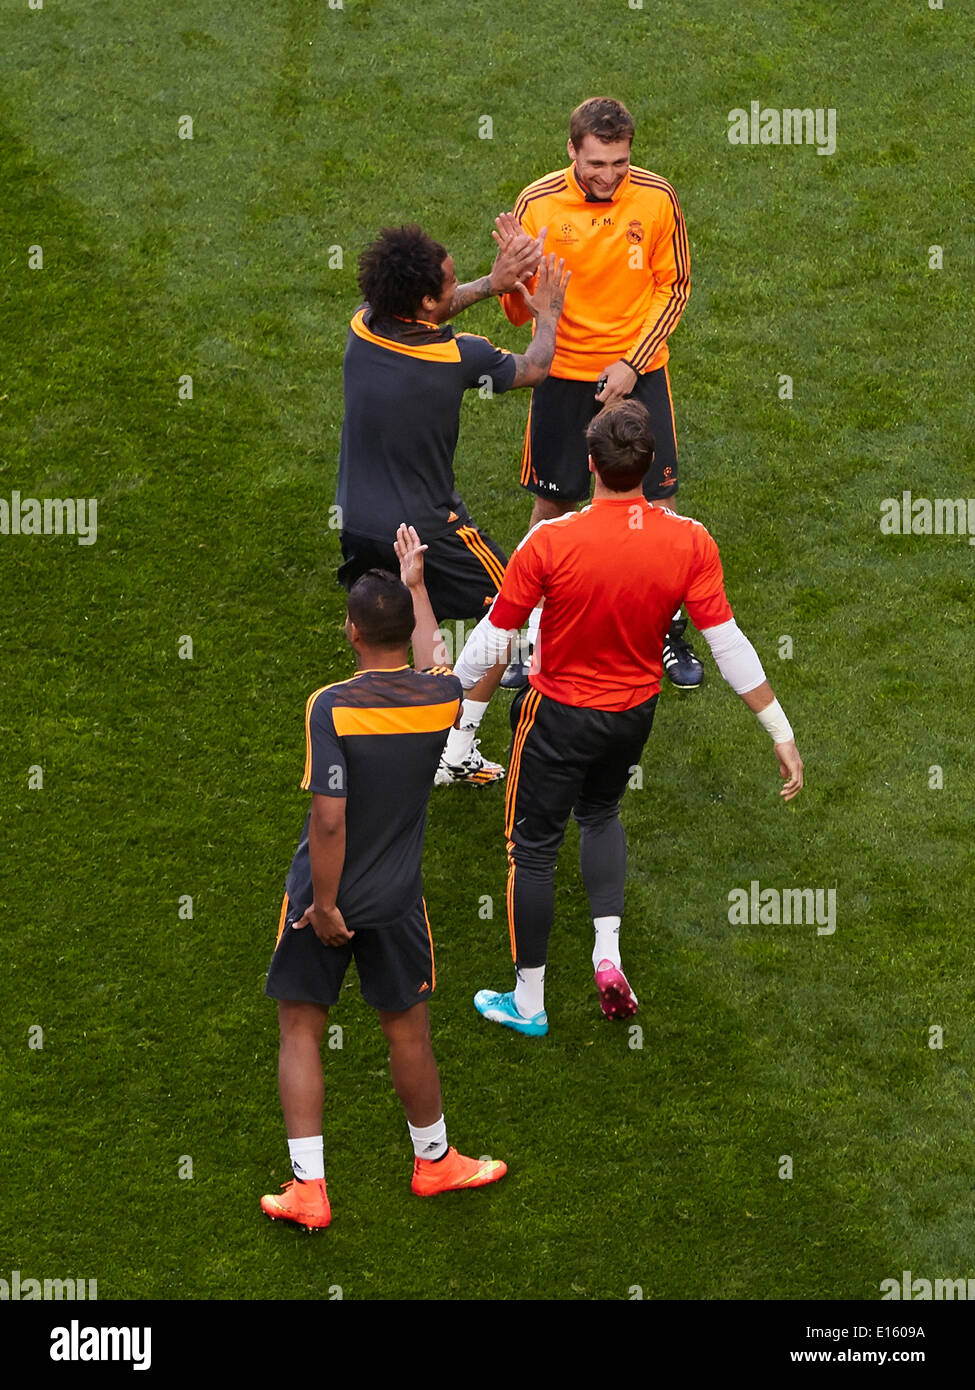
[514,964,546,1018]
[593,916,622,970]
[408,1114,448,1161]
[526,604,543,646]
[288,1134,324,1181]
[443,699,488,765]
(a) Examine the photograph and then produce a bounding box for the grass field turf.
[1,0,973,1303]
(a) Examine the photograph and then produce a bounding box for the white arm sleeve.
[453,613,520,691]
[700,618,767,695]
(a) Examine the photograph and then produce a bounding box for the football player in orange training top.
[261,526,507,1230]
[492,96,703,694]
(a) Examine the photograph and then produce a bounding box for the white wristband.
[755,698,794,744]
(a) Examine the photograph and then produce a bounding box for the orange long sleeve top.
[500,163,690,380]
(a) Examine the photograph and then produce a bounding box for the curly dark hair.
[357,225,448,319]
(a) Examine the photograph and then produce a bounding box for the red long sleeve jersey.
[490,499,733,711]
[500,163,690,380]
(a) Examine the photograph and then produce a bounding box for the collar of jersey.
[393,313,441,331]
[363,307,452,346]
[353,665,411,675]
[568,162,631,205]
[592,494,651,505]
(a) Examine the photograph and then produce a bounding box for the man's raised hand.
[394,522,428,591]
[489,214,547,293]
[516,253,571,322]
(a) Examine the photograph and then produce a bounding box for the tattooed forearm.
[511,320,556,388]
[446,276,494,318]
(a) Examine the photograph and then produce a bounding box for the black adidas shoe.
[662,616,703,688]
[500,637,532,690]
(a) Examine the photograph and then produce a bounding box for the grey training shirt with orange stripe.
[335,307,517,543]
[284,666,462,929]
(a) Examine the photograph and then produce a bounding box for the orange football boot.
[411,1147,507,1197]
[261,1177,331,1230]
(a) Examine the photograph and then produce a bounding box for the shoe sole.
[595,969,639,1020]
[262,1211,330,1231]
[436,771,505,786]
[261,1201,331,1231]
[478,1012,548,1036]
[474,996,548,1036]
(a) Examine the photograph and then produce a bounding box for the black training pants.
[503,685,658,969]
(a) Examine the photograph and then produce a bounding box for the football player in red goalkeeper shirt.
[449,400,803,1036]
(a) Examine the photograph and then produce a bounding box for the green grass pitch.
[1,0,973,1303]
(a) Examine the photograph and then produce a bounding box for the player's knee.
[574,799,622,829]
[278,998,329,1046]
[509,842,560,876]
[379,1001,431,1047]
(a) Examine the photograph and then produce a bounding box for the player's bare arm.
[509,254,571,389]
[393,523,444,672]
[740,680,804,800]
[292,794,355,945]
[445,214,546,318]
[696,618,803,800]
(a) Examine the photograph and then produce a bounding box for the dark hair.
[586,399,655,491]
[347,569,415,648]
[357,225,448,319]
[569,97,635,150]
